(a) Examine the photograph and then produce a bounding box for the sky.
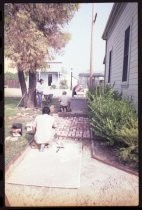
[56,3,114,76]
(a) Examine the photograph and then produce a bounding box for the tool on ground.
[56,146,64,153]
[17,92,27,108]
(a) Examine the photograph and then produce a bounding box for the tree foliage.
[5,3,79,72]
[4,3,79,107]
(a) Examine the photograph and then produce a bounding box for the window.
[122,26,130,82]
[108,50,112,83]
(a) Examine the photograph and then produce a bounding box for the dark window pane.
[122,55,128,81]
[108,50,112,83]
[122,26,130,82]
[124,26,130,56]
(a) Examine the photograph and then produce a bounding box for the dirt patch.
[91,136,138,175]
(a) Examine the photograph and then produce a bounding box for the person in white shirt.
[59,91,71,112]
[36,79,44,108]
[32,106,56,152]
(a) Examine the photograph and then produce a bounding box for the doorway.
[48,74,52,86]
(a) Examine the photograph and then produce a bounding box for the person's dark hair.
[62,91,67,95]
[42,106,50,114]
[39,79,44,83]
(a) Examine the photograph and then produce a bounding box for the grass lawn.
[5,97,60,166]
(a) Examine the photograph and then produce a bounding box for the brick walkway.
[53,98,91,140]
[54,115,91,140]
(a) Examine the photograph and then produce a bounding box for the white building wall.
[51,74,58,86]
[105,3,138,109]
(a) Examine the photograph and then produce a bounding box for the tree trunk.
[26,71,37,108]
[18,70,28,107]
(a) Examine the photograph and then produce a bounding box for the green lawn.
[5,97,60,166]
[5,97,30,165]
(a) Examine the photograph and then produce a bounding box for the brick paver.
[54,115,91,140]
[53,98,91,140]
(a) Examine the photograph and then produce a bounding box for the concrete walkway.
[5,97,139,206]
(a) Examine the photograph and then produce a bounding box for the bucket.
[11,123,22,137]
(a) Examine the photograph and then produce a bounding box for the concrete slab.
[5,139,139,206]
[6,140,82,189]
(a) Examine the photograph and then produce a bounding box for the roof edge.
[102,3,128,40]
[79,72,104,77]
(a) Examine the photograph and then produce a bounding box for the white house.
[36,61,78,90]
[102,3,138,110]
[37,61,63,88]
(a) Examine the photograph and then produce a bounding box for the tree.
[5,3,79,107]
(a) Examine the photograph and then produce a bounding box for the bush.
[51,84,56,89]
[60,79,68,89]
[116,119,138,166]
[87,85,138,166]
[5,72,18,80]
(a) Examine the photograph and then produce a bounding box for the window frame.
[108,49,112,84]
[122,23,132,86]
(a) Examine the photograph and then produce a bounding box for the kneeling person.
[32,106,56,152]
[59,91,71,112]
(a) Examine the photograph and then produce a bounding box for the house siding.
[105,3,138,110]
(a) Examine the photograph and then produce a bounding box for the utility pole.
[90,3,97,88]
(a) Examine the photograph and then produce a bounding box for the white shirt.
[33,114,55,144]
[43,86,52,95]
[60,95,71,106]
[36,82,44,93]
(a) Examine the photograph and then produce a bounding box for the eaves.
[102,2,128,40]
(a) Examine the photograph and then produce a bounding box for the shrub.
[5,72,18,80]
[116,119,138,165]
[60,79,68,89]
[87,85,138,166]
[51,84,56,89]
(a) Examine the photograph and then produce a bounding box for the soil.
[92,136,138,175]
